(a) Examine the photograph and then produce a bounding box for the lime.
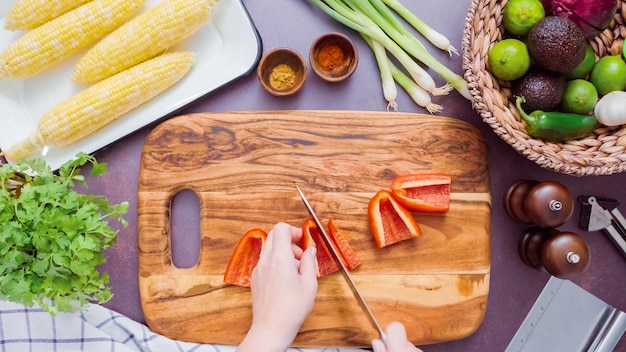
[567,44,596,79]
[488,38,531,81]
[589,55,626,96]
[561,79,598,114]
[503,0,545,36]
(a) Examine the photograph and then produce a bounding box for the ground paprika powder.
[317,44,344,70]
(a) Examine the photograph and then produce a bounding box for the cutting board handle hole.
[170,188,201,269]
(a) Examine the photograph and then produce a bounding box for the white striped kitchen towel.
[0,300,367,352]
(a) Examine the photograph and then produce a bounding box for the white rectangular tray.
[0,0,261,169]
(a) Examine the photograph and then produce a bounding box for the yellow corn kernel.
[0,0,145,80]
[4,0,92,31]
[4,52,196,161]
[72,0,217,85]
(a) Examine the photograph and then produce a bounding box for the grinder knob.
[505,180,574,228]
[541,231,590,279]
[518,228,590,279]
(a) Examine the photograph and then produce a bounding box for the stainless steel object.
[296,185,387,342]
[579,196,626,258]
[506,276,626,352]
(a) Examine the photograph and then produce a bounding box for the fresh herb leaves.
[0,152,128,315]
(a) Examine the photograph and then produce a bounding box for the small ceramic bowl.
[257,48,307,96]
[309,32,358,82]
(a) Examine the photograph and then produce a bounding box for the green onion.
[362,34,397,111]
[392,64,443,114]
[309,0,470,109]
[343,0,439,94]
[344,0,465,96]
[364,33,444,114]
[312,0,453,95]
[381,0,459,56]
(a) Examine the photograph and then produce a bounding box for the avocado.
[526,16,587,73]
[513,68,567,112]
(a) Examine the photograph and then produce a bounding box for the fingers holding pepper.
[239,223,318,352]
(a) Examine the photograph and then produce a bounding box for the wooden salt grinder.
[505,180,574,228]
[519,227,590,279]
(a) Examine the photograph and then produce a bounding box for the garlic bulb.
[594,91,626,127]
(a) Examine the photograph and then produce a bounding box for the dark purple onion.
[540,0,553,11]
[545,0,618,38]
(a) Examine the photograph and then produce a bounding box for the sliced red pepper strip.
[391,173,452,213]
[302,217,339,277]
[223,228,267,287]
[368,190,422,248]
[327,218,361,270]
[301,217,361,277]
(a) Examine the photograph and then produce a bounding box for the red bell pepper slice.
[302,217,337,276]
[368,190,422,248]
[223,228,267,287]
[301,217,361,277]
[391,173,452,213]
[327,218,361,270]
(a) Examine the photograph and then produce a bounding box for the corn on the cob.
[4,0,92,31]
[4,52,196,161]
[0,0,145,80]
[72,0,217,85]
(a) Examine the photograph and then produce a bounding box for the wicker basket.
[462,0,626,176]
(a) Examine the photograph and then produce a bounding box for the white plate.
[0,0,261,169]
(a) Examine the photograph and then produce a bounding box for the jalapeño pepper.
[515,96,597,142]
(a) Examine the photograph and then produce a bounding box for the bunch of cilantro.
[0,152,128,315]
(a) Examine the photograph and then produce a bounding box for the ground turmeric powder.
[317,44,344,70]
[269,64,295,90]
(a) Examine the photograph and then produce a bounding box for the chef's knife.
[296,185,387,342]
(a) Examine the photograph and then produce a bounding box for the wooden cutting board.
[137,110,491,347]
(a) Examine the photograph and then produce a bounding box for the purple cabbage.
[541,0,618,38]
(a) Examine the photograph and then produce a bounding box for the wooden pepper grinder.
[519,227,590,279]
[505,180,574,228]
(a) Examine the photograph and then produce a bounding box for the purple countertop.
[18,0,626,350]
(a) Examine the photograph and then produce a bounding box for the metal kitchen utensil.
[579,196,626,258]
[506,276,626,352]
[295,185,387,342]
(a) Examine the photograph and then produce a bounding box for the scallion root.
[431,84,454,96]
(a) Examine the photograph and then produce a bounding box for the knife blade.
[296,185,387,342]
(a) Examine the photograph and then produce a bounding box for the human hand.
[237,222,318,352]
[372,322,424,352]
